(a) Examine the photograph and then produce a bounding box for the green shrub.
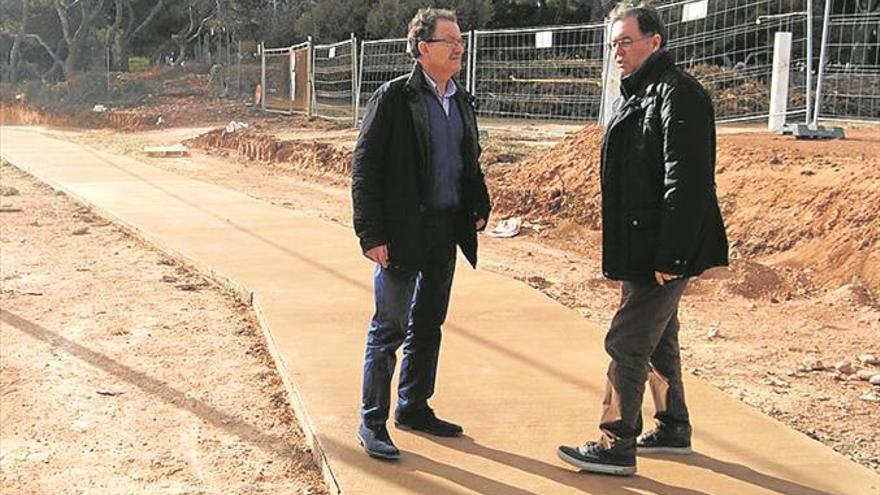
[129,56,150,72]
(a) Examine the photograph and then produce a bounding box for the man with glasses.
[557,2,728,475]
[352,7,491,460]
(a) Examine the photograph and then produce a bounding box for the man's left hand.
[475,218,487,231]
[654,271,680,286]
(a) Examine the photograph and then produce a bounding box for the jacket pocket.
[625,207,660,273]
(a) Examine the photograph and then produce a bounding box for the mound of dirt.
[185,127,352,176]
[1,95,254,131]
[489,125,604,229]
[486,125,880,295]
[0,103,106,128]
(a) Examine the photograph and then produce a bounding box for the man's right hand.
[365,244,389,269]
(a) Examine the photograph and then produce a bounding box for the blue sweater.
[422,91,464,211]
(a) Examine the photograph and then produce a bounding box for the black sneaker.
[395,407,463,437]
[357,423,400,460]
[557,441,636,476]
[637,423,693,454]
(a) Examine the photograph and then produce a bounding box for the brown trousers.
[599,278,691,447]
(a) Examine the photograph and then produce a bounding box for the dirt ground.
[1,87,878,490]
[0,160,328,494]
[46,114,879,474]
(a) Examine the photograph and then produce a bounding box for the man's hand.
[654,271,680,286]
[365,244,389,268]
[475,218,487,231]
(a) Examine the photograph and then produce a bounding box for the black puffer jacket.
[601,50,728,281]
[351,64,491,268]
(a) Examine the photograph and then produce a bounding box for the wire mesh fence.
[357,33,472,118]
[263,0,875,127]
[816,12,880,121]
[470,23,606,121]
[656,0,809,122]
[261,41,311,114]
[313,36,358,123]
[262,45,293,114]
[358,38,412,113]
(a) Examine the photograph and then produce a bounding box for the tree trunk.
[7,1,28,84]
[64,43,82,79]
[113,39,131,71]
[54,0,107,80]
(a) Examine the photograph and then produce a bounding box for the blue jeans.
[360,225,457,427]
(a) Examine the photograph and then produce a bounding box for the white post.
[260,42,266,111]
[769,32,792,132]
[600,20,621,127]
[813,0,832,127]
[307,36,315,119]
[805,0,813,124]
[356,40,366,125]
[351,33,358,128]
[469,31,478,96]
[289,47,296,107]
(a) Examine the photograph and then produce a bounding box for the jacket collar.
[405,62,473,103]
[403,62,479,191]
[620,50,674,98]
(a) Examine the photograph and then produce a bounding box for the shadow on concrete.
[0,309,305,459]
[414,434,836,495]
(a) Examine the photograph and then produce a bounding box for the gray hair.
[407,7,458,59]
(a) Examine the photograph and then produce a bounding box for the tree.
[1,0,69,82]
[294,0,370,43]
[168,0,216,65]
[6,0,27,83]
[53,0,107,78]
[108,0,166,71]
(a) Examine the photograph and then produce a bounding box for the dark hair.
[610,1,667,49]
[407,7,458,59]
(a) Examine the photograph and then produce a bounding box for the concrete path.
[2,126,877,495]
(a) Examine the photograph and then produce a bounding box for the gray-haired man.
[352,7,491,460]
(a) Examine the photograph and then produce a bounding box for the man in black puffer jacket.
[351,8,491,461]
[558,2,728,476]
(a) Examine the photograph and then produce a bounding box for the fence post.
[805,0,814,124]
[812,0,832,126]
[467,30,476,95]
[600,20,620,126]
[260,42,266,111]
[351,33,359,128]
[769,32,793,132]
[356,40,367,125]
[308,36,315,119]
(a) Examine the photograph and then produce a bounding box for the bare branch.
[129,0,166,42]
[54,1,73,44]
[22,34,66,68]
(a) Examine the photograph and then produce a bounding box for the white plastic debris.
[488,217,523,238]
[155,116,166,126]
[92,104,107,112]
[225,120,249,133]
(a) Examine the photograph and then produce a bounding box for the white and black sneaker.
[557,441,636,476]
[637,424,693,455]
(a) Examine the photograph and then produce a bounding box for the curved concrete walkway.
[2,126,877,495]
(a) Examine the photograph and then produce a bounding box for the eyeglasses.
[607,35,653,51]
[423,37,466,49]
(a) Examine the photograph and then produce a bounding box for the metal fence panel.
[261,41,310,115]
[817,12,880,121]
[656,0,809,123]
[471,23,606,121]
[265,0,877,126]
[357,34,472,119]
[313,36,358,123]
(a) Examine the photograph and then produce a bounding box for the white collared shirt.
[423,73,457,116]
